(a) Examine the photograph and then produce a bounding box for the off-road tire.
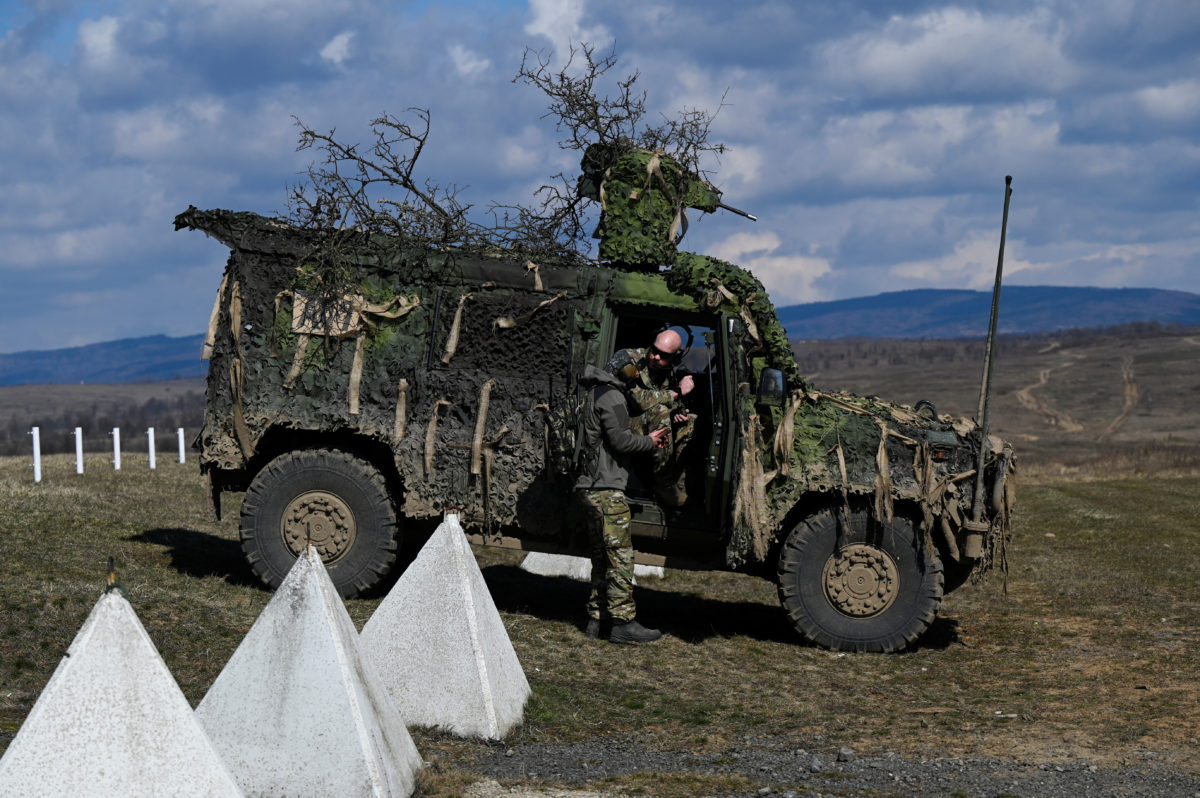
[777,507,943,653]
[240,448,399,598]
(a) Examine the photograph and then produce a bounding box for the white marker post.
[31,427,42,483]
[148,427,156,470]
[74,427,84,474]
[177,427,186,464]
[112,427,121,471]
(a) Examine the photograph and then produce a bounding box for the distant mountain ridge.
[0,334,206,387]
[2,287,1199,385]
[776,286,1200,339]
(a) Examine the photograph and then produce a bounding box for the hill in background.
[776,286,1200,339]
[0,334,206,386]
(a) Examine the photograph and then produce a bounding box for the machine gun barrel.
[717,202,757,222]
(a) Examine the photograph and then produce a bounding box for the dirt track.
[1096,356,1140,442]
[1014,352,1142,443]
[1014,363,1085,433]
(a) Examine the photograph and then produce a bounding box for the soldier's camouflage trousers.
[632,404,695,506]
[576,488,636,624]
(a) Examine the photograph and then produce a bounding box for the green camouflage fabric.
[579,146,721,272]
[667,251,803,388]
[576,488,636,623]
[608,347,696,504]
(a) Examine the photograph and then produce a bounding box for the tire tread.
[240,448,399,597]
[776,507,943,653]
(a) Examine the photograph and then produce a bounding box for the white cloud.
[707,231,832,305]
[716,144,764,196]
[44,223,136,268]
[891,231,1035,288]
[524,0,610,55]
[320,31,355,66]
[78,16,120,69]
[823,111,933,186]
[786,101,1060,193]
[74,13,162,87]
[1136,80,1200,122]
[186,97,227,125]
[448,43,490,79]
[709,231,781,263]
[498,126,548,174]
[112,108,185,159]
[821,7,1076,98]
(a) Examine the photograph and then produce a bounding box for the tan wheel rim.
[281,490,357,562]
[822,543,899,617]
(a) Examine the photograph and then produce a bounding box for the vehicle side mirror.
[756,368,786,408]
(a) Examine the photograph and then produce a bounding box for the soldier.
[605,329,697,506]
[575,363,668,643]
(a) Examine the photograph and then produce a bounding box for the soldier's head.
[647,329,683,371]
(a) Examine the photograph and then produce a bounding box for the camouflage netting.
[397,288,574,531]
[179,207,586,535]
[580,146,721,272]
[749,385,1012,578]
[668,251,802,387]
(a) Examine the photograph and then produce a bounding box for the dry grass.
[0,379,205,427]
[2,451,1199,796]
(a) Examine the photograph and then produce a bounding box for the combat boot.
[609,619,662,644]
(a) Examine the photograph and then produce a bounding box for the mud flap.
[204,471,222,522]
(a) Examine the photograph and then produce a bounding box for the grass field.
[1,451,1198,794]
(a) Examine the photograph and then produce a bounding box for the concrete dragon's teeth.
[0,590,242,798]
[197,546,422,797]
[362,513,531,740]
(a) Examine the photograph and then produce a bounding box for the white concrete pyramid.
[361,513,531,739]
[520,551,665,581]
[196,546,421,798]
[0,590,242,798]
[520,551,592,580]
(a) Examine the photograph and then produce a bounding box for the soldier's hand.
[679,375,695,396]
[673,412,689,424]
[649,428,669,449]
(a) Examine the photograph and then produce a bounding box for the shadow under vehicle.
[177,207,1013,653]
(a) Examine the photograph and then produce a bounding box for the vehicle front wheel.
[776,507,943,653]
[240,449,399,598]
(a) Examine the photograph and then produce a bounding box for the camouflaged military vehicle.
[176,200,1013,654]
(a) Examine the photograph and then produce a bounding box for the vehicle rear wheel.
[240,448,399,598]
[777,507,943,653]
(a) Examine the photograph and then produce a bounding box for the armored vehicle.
[177,206,1013,653]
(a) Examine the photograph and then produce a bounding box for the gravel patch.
[459,737,1200,797]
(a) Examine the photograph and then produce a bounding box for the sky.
[1,0,1198,353]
